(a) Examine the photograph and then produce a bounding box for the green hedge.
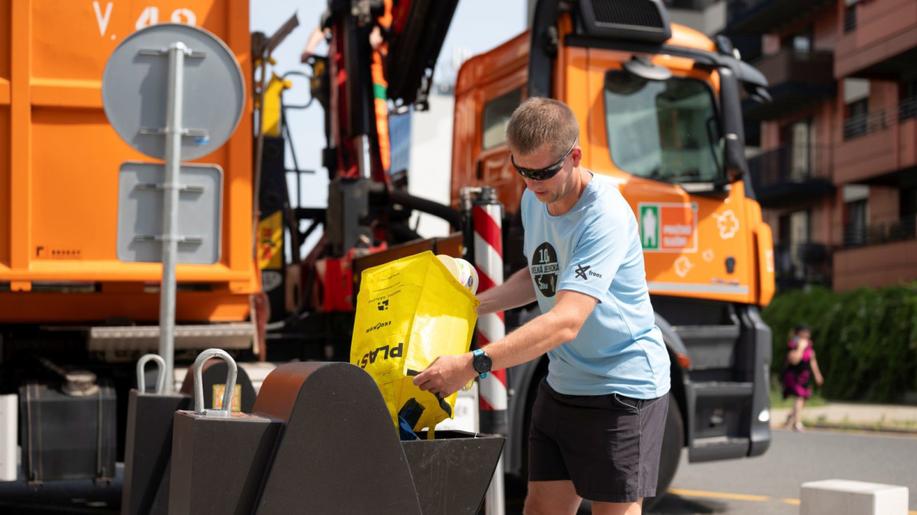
[762,283,917,403]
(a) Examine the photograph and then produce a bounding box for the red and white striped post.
[463,186,506,515]
[471,190,509,431]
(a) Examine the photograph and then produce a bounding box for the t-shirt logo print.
[574,264,591,280]
[531,242,559,297]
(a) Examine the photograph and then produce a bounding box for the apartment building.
[726,0,917,291]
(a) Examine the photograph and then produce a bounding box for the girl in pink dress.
[782,325,824,431]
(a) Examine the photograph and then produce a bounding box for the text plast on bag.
[359,342,404,368]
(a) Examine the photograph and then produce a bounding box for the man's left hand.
[413,353,476,398]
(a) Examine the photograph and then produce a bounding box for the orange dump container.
[0,1,255,323]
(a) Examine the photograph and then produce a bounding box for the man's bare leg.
[592,498,644,515]
[524,480,582,515]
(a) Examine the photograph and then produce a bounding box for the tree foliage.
[763,283,917,403]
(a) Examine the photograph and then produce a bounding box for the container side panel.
[0,0,8,269]
[16,0,249,284]
[0,0,9,82]
[30,107,128,264]
[0,0,8,268]
[0,107,8,270]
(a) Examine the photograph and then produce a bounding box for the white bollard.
[800,479,908,515]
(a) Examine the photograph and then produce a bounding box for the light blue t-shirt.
[522,173,670,398]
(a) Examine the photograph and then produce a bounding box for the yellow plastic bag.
[350,251,479,432]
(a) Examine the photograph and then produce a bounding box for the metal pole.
[159,41,189,393]
[486,454,506,515]
[355,134,372,179]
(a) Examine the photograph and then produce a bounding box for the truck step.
[688,436,750,463]
[692,381,753,399]
[673,324,741,340]
[89,323,254,361]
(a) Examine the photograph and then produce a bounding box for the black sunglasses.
[510,140,576,181]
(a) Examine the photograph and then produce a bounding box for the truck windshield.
[604,71,723,184]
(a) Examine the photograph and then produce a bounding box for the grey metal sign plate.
[117,162,223,264]
[102,23,245,160]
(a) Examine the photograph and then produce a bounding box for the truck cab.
[450,0,776,493]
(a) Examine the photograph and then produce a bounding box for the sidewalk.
[770,402,917,434]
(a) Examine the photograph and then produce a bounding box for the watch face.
[473,352,492,374]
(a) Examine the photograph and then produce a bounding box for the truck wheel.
[650,397,684,506]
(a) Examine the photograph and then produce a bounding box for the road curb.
[801,420,917,436]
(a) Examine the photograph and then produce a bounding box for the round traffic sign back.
[102,23,245,161]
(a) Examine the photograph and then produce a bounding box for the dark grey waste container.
[122,388,190,515]
[402,430,505,515]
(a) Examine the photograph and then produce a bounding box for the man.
[414,98,670,515]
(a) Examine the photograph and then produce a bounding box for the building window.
[843,98,869,139]
[777,210,810,281]
[902,187,917,219]
[900,77,917,121]
[781,119,814,180]
[901,187,917,241]
[782,28,813,55]
[482,89,522,150]
[844,4,857,32]
[844,199,868,246]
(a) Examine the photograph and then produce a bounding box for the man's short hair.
[505,97,579,157]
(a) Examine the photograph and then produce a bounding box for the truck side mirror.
[718,67,748,182]
[622,56,671,81]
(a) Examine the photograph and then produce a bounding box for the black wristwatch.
[471,349,492,379]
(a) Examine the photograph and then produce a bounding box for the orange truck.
[0,1,257,342]
[0,0,258,485]
[449,1,776,494]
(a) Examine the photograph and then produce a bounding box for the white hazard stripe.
[477,313,505,344]
[479,374,508,410]
[474,233,503,285]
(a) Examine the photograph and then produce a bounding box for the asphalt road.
[502,428,917,514]
[652,428,917,514]
[2,428,915,514]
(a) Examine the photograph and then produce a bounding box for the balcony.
[725,0,834,34]
[834,216,917,290]
[774,242,832,290]
[842,215,917,248]
[834,98,917,184]
[748,144,835,208]
[742,49,835,121]
[834,0,917,78]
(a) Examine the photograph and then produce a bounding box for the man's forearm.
[413,290,595,397]
[486,310,577,371]
[477,267,536,315]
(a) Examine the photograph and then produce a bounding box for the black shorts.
[529,379,669,503]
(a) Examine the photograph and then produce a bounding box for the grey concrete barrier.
[800,479,908,515]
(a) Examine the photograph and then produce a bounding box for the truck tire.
[650,396,684,505]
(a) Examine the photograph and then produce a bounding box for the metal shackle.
[137,353,167,394]
[190,348,238,417]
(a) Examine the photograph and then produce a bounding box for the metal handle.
[190,348,237,417]
[137,354,167,394]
